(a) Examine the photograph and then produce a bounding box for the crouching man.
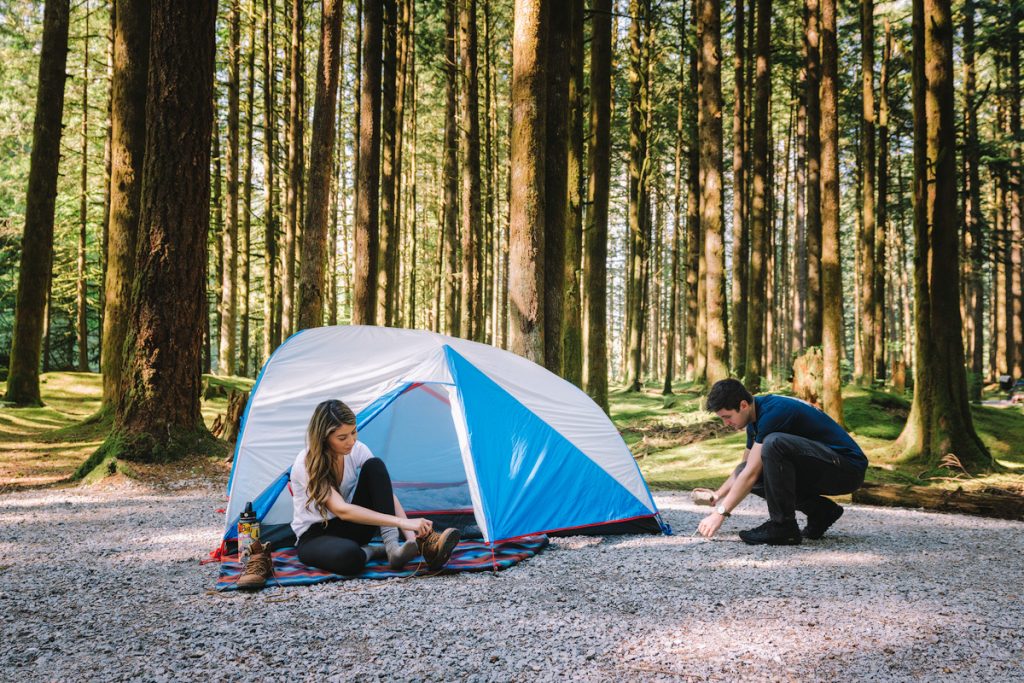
[696,379,867,545]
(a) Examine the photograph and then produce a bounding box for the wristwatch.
[715,503,730,518]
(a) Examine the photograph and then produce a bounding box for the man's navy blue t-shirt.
[745,395,868,471]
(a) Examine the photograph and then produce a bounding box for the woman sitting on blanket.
[290,399,460,575]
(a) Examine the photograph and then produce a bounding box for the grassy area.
[622,381,1024,495]
[2,371,1023,499]
[0,371,252,490]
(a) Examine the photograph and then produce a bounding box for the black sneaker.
[802,501,844,540]
[739,520,802,545]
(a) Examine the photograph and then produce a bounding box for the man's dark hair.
[705,378,754,412]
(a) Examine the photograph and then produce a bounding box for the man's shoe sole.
[739,533,802,546]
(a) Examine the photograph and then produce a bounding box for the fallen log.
[852,481,1024,521]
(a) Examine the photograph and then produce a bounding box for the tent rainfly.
[222,326,667,551]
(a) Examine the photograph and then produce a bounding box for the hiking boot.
[237,540,273,590]
[738,520,802,546]
[386,539,420,569]
[417,527,461,570]
[802,501,844,540]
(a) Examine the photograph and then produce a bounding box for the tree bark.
[875,18,890,383]
[353,0,383,325]
[281,0,304,336]
[77,3,91,373]
[110,0,217,461]
[730,0,747,380]
[896,0,991,470]
[460,0,484,341]
[218,0,241,375]
[743,0,770,393]
[665,7,686,395]
[5,0,70,406]
[240,0,255,374]
[508,0,546,364]
[261,0,278,359]
[377,0,399,326]
[961,3,983,399]
[441,0,459,335]
[803,0,822,347]
[297,0,343,331]
[562,0,585,386]
[819,0,843,423]
[699,0,728,384]
[856,0,876,386]
[685,0,701,381]
[101,0,149,410]
[585,0,611,411]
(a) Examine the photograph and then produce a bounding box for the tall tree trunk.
[626,0,649,391]
[743,0,770,392]
[585,0,611,411]
[685,0,701,381]
[297,0,343,330]
[1010,21,1024,379]
[460,0,484,341]
[442,0,459,335]
[856,0,876,386]
[665,7,686,395]
[5,0,70,406]
[962,3,983,399]
[508,0,546,363]
[219,0,241,375]
[282,0,304,336]
[730,0,747,379]
[100,4,114,344]
[543,0,569,372]
[897,0,990,469]
[240,0,255,374]
[699,0,728,383]
[377,0,399,325]
[562,0,584,386]
[353,0,383,324]
[209,104,222,375]
[101,0,149,410]
[262,0,278,360]
[793,30,807,354]
[875,18,890,382]
[77,2,91,373]
[109,0,216,461]
[819,0,843,422]
[803,0,822,347]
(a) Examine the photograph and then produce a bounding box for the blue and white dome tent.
[221,326,668,553]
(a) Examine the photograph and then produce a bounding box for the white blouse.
[290,440,375,540]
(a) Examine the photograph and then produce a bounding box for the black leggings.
[296,457,398,575]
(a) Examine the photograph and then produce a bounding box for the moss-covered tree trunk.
[5,0,70,407]
[109,0,217,462]
[353,0,382,325]
[101,0,149,411]
[803,0,822,348]
[896,0,991,471]
[730,0,747,381]
[460,0,484,342]
[562,0,584,387]
[684,0,701,381]
[441,0,459,335]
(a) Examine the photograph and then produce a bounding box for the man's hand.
[697,511,726,538]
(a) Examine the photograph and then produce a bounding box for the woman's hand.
[405,517,433,538]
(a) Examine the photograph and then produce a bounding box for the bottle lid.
[242,501,254,517]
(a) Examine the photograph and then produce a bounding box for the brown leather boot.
[237,540,273,590]
[416,527,461,570]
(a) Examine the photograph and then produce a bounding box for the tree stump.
[792,347,823,406]
[222,389,249,444]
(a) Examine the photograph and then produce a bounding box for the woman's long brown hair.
[304,400,357,523]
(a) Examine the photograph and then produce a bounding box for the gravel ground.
[1,481,1022,682]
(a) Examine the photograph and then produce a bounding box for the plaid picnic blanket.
[216,536,549,591]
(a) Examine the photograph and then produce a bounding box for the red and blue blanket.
[216,536,549,591]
